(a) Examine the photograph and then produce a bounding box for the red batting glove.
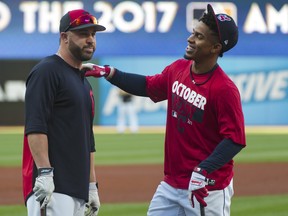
[191,188,209,207]
[81,63,112,78]
[188,167,209,207]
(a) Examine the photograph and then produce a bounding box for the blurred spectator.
[117,89,139,133]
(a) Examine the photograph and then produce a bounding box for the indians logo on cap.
[217,14,231,22]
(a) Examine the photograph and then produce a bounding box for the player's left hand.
[85,182,100,216]
[188,167,210,208]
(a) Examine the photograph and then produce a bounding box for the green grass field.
[0,128,288,215]
[1,195,288,216]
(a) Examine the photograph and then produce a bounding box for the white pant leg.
[147,181,190,216]
[27,194,41,216]
[148,179,234,216]
[182,178,234,216]
[27,192,85,216]
[204,179,234,216]
[126,103,138,132]
[117,102,126,133]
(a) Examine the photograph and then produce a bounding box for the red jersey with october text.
[145,59,246,190]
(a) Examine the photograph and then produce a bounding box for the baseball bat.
[200,204,205,216]
[199,178,215,216]
[40,199,47,216]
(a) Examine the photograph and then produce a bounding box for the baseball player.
[117,89,139,133]
[82,4,246,216]
[22,9,105,216]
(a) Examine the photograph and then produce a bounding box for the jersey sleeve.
[145,63,175,102]
[25,64,59,135]
[215,83,246,146]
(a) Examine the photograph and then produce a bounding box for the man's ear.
[211,43,222,54]
[60,32,69,44]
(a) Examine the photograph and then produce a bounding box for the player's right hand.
[188,167,209,208]
[81,63,113,78]
[33,167,55,209]
[85,182,100,216]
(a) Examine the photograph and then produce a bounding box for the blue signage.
[95,56,288,126]
[0,0,287,58]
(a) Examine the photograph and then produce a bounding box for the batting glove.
[33,167,55,209]
[85,182,100,216]
[81,63,114,79]
[188,167,210,208]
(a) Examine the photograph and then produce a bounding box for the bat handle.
[40,199,47,216]
[200,204,205,216]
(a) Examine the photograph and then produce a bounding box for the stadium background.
[1,1,288,215]
[1,0,288,126]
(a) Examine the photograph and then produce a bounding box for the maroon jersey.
[146,59,246,190]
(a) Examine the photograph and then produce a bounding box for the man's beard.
[69,40,95,61]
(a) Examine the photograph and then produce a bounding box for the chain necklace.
[190,64,218,85]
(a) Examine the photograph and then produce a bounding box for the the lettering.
[19,1,83,33]
[0,81,26,102]
[95,1,178,33]
[230,70,288,102]
[172,81,206,110]
[102,87,167,116]
[0,2,11,31]
[244,3,288,34]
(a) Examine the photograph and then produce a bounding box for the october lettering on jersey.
[171,81,206,131]
[172,81,207,110]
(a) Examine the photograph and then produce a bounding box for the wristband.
[194,167,207,176]
[38,167,54,176]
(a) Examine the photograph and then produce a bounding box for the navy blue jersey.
[23,55,95,203]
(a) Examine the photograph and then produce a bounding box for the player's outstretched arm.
[82,63,148,97]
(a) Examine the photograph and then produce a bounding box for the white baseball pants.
[27,192,86,216]
[147,180,234,216]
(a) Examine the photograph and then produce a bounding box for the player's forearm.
[27,133,51,168]
[108,69,148,97]
[89,152,97,182]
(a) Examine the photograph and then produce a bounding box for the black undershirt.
[199,139,244,174]
[108,69,147,96]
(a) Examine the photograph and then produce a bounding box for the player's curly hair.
[199,12,218,35]
[199,12,223,57]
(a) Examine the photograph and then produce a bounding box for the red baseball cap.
[59,9,106,32]
[207,4,238,54]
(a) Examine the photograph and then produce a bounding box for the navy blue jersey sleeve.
[108,69,148,97]
[199,139,244,174]
[25,61,59,135]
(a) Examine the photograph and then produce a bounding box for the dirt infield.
[1,163,288,205]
